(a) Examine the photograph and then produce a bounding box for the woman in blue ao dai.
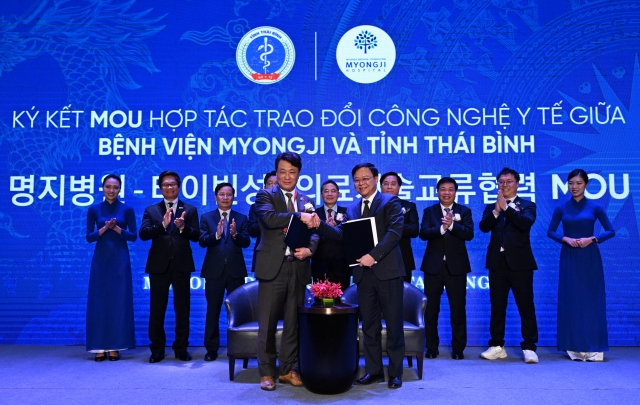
[547,169,615,362]
[86,174,137,361]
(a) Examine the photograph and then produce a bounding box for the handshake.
[299,212,322,229]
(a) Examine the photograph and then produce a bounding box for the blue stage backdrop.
[1,0,639,348]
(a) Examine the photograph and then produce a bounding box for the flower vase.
[321,298,335,308]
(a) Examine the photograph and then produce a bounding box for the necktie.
[222,211,228,238]
[362,200,370,217]
[286,192,294,213]
[167,202,175,230]
[503,200,511,223]
[327,208,333,218]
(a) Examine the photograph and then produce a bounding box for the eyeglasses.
[322,189,338,194]
[265,182,277,188]
[353,177,373,185]
[497,180,516,186]
[216,193,234,198]
[382,182,398,187]
[161,183,178,188]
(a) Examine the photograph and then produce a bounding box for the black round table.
[297,302,359,395]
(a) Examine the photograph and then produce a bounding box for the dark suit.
[199,209,250,354]
[311,205,351,292]
[479,196,538,351]
[247,203,261,273]
[316,192,406,378]
[419,203,473,354]
[254,187,319,377]
[399,199,419,284]
[139,200,199,354]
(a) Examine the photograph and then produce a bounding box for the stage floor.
[1,346,638,404]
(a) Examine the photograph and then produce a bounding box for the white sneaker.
[567,351,586,361]
[480,346,508,360]
[585,352,604,362]
[523,349,539,364]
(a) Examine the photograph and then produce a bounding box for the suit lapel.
[368,193,383,216]
[317,206,327,220]
[296,191,310,212]
[273,187,288,212]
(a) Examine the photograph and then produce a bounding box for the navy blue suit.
[479,196,539,351]
[139,200,199,354]
[398,199,419,283]
[199,209,250,353]
[419,202,473,354]
[316,192,406,378]
[311,205,351,291]
[247,203,261,273]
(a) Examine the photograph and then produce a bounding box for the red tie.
[328,208,333,218]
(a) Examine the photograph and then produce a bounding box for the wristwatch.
[591,236,597,243]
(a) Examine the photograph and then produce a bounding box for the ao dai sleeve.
[119,205,138,242]
[86,205,100,243]
[594,205,615,243]
[546,206,564,244]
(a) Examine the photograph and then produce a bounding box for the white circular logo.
[236,26,296,85]
[336,25,396,84]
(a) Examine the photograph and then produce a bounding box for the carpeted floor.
[1,346,638,404]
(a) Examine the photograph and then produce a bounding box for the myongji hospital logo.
[336,25,396,84]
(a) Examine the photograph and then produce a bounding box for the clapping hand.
[496,190,508,211]
[441,209,453,229]
[229,218,237,238]
[174,212,186,230]
[105,218,117,229]
[326,215,337,227]
[163,209,173,228]
[216,217,224,238]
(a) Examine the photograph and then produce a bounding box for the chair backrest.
[225,280,316,328]
[340,282,426,326]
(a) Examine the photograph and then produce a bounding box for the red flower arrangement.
[309,278,343,299]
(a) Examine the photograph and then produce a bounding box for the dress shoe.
[480,346,507,360]
[149,352,165,363]
[108,351,120,361]
[585,352,603,362]
[451,351,464,360]
[260,376,276,391]
[355,373,385,385]
[279,370,303,386]
[204,352,218,361]
[425,349,439,359]
[388,377,402,389]
[94,353,107,362]
[523,349,539,364]
[174,350,192,361]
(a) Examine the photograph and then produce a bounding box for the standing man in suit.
[479,167,539,364]
[255,152,319,391]
[380,172,419,284]
[311,179,351,292]
[248,171,277,273]
[139,170,200,363]
[419,177,474,360]
[199,182,251,361]
[309,163,406,389]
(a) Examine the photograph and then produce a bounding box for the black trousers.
[324,268,351,294]
[257,261,306,377]
[148,260,191,353]
[358,270,405,378]
[424,262,467,353]
[204,269,245,353]
[488,253,538,351]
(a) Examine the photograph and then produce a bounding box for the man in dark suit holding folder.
[254,152,319,391]
[307,163,406,389]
